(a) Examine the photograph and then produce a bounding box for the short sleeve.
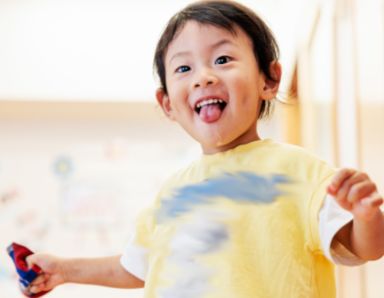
[308,172,335,252]
[319,194,365,266]
[120,208,155,281]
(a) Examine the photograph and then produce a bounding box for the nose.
[193,67,218,89]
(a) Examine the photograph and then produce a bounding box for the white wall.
[0,0,311,101]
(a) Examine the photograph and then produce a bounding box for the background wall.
[297,0,384,297]
[0,101,202,298]
[1,0,383,297]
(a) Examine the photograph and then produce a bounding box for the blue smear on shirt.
[157,172,289,222]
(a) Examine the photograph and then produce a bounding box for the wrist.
[59,257,72,284]
[354,207,383,224]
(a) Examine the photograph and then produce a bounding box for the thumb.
[26,254,43,271]
[26,253,60,275]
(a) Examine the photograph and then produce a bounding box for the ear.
[260,61,282,100]
[156,88,175,120]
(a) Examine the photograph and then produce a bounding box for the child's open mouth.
[194,98,227,123]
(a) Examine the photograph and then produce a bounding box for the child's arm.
[26,254,144,294]
[327,168,384,261]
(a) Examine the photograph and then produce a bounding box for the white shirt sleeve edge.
[120,243,149,281]
[319,194,366,266]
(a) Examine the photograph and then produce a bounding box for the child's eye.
[175,65,191,73]
[215,56,232,65]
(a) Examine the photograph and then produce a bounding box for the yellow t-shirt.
[122,139,337,298]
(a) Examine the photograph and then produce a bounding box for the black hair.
[154,0,280,118]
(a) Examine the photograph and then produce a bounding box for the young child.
[20,1,384,297]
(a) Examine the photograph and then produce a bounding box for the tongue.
[199,104,222,123]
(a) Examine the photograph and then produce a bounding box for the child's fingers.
[26,254,36,269]
[333,196,353,211]
[29,275,54,293]
[30,274,47,286]
[333,171,368,202]
[29,283,47,294]
[26,254,44,270]
[353,193,383,221]
[328,168,357,193]
[361,193,383,208]
[347,180,377,204]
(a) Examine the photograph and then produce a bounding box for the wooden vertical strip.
[297,3,321,151]
[331,1,343,296]
[351,0,362,182]
[334,0,368,297]
[351,0,366,296]
[332,0,340,170]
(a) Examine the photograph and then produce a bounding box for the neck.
[202,129,261,155]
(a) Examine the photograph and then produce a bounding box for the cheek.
[232,75,258,103]
[167,77,188,97]
[246,70,264,99]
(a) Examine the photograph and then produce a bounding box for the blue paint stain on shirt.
[157,172,290,221]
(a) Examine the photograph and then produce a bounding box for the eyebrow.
[168,39,235,65]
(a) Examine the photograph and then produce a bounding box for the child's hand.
[26,253,66,294]
[327,168,383,221]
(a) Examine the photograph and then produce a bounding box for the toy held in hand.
[7,242,50,297]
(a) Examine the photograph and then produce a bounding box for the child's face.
[156,21,279,154]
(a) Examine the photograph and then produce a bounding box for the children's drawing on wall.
[1,137,179,297]
[53,154,121,226]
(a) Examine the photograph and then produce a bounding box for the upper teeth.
[196,99,225,108]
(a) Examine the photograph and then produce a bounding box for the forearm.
[62,255,144,288]
[350,210,384,260]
